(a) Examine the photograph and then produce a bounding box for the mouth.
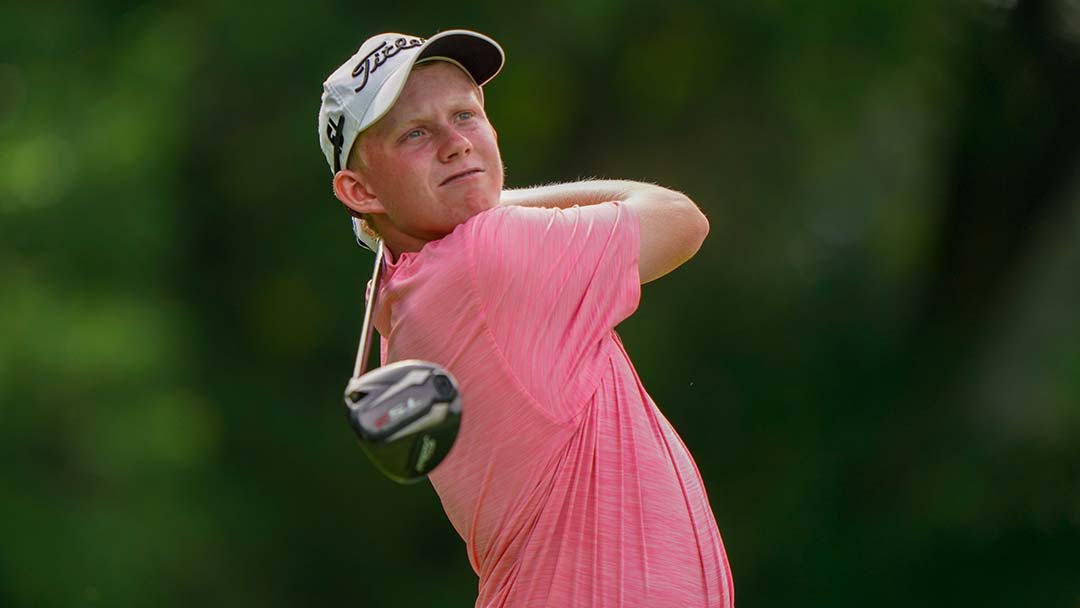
[439,168,484,187]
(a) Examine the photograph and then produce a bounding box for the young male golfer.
[318,29,733,607]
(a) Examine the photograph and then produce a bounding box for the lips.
[439,168,483,187]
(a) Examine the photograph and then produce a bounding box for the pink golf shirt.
[373,202,733,607]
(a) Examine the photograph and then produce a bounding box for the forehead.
[371,62,483,131]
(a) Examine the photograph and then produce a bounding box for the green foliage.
[2,1,1078,606]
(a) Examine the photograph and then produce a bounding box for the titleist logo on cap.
[352,37,425,93]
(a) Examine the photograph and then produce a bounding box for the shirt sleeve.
[464,202,641,423]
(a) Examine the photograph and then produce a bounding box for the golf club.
[343,239,464,484]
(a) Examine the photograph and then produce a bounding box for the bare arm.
[501,180,710,283]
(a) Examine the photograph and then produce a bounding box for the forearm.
[502,179,710,284]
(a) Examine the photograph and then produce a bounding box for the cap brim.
[418,30,504,87]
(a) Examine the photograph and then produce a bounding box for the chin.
[468,189,501,212]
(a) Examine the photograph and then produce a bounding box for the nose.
[438,127,472,163]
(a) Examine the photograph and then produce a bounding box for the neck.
[372,219,431,259]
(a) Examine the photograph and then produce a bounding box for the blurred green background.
[2,0,1079,606]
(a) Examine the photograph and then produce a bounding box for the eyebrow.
[382,94,484,134]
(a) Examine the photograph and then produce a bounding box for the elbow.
[673,191,709,253]
[633,188,709,283]
[691,203,710,250]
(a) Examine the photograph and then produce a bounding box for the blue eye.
[456,111,475,121]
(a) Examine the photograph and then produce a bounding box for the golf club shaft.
[352,239,385,379]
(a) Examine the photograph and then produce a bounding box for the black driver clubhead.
[344,359,463,484]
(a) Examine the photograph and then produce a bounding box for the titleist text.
[352,37,425,93]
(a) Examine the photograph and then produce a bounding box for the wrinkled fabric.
[374,202,733,607]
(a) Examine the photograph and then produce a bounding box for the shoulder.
[456,205,555,253]
[466,205,553,233]
[449,203,634,266]
[464,203,629,241]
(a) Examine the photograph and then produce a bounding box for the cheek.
[372,158,422,196]
[483,132,502,161]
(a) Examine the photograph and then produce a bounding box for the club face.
[344,360,463,484]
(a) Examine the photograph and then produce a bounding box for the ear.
[333,169,385,216]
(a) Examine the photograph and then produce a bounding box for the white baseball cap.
[318,30,505,250]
